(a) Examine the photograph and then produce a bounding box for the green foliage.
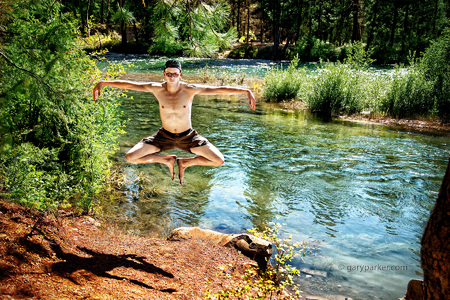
[227,45,259,59]
[250,219,304,296]
[263,37,448,121]
[0,1,125,212]
[204,219,304,299]
[78,32,122,51]
[379,29,450,120]
[418,28,450,120]
[0,144,68,210]
[291,35,339,62]
[199,64,246,86]
[262,45,392,119]
[149,0,236,57]
[111,3,136,27]
[343,41,375,68]
[306,62,364,118]
[380,67,434,119]
[263,57,306,102]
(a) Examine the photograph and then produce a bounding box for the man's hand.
[247,90,256,110]
[93,81,103,100]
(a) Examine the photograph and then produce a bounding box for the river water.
[101,54,450,300]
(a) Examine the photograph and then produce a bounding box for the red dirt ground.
[0,201,292,300]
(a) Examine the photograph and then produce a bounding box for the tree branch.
[0,51,56,93]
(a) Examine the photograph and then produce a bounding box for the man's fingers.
[93,89,99,100]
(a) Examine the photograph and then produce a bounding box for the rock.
[300,268,328,278]
[402,279,424,300]
[168,227,272,270]
[167,227,232,244]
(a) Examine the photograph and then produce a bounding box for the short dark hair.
[164,60,181,71]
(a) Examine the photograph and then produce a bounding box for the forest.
[56,0,450,63]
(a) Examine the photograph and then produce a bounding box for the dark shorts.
[141,127,210,153]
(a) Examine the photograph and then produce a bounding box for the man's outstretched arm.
[193,85,256,110]
[93,80,159,100]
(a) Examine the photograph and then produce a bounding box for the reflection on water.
[103,60,449,299]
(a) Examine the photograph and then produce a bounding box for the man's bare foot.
[177,158,187,185]
[164,155,177,180]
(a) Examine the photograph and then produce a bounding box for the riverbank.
[121,71,450,136]
[0,200,274,299]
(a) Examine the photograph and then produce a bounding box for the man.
[93,60,256,184]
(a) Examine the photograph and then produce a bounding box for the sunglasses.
[165,72,181,78]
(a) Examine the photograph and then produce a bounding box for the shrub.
[380,67,435,118]
[205,219,304,299]
[263,57,307,102]
[418,28,450,120]
[227,45,259,59]
[0,2,125,212]
[306,63,364,118]
[291,35,338,62]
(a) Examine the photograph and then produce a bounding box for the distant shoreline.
[119,71,450,136]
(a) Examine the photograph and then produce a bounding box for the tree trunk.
[246,0,250,43]
[271,0,280,60]
[351,0,361,42]
[294,0,303,45]
[259,16,264,43]
[389,4,398,47]
[237,0,241,37]
[106,0,111,34]
[365,0,379,51]
[120,0,127,47]
[86,0,91,37]
[420,157,450,299]
[317,1,323,39]
[400,4,410,60]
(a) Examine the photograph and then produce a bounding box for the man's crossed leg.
[126,142,224,185]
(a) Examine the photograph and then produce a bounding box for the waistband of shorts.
[160,127,193,137]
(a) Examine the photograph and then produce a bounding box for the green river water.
[101,54,450,300]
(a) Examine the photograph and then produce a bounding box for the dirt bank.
[0,200,291,300]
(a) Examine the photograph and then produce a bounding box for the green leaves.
[149,0,236,57]
[111,3,136,26]
[263,57,306,102]
[0,2,126,213]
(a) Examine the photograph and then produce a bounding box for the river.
[100,54,450,300]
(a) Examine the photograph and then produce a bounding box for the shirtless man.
[93,60,256,184]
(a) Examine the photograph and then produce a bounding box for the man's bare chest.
[155,90,193,111]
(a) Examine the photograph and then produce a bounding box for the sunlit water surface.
[101,55,450,300]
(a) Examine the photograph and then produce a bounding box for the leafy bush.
[418,28,450,120]
[379,30,450,120]
[291,35,338,62]
[205,219,304,299]
[255,46,274,59]
[227,45,259,59]
[0,1,125,212]
[263,57,307,102]
[149,36,184,56]
[306,62,381,118]
[380,67,434,118]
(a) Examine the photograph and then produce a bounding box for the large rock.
[168,227,272,270]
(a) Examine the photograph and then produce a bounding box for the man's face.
[163,67,182,83]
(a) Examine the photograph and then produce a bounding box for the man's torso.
[151,82,196,133]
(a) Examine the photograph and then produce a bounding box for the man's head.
[164,60,182,81]
[164,59,182,72]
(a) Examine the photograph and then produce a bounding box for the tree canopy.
[52,0,449,62]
